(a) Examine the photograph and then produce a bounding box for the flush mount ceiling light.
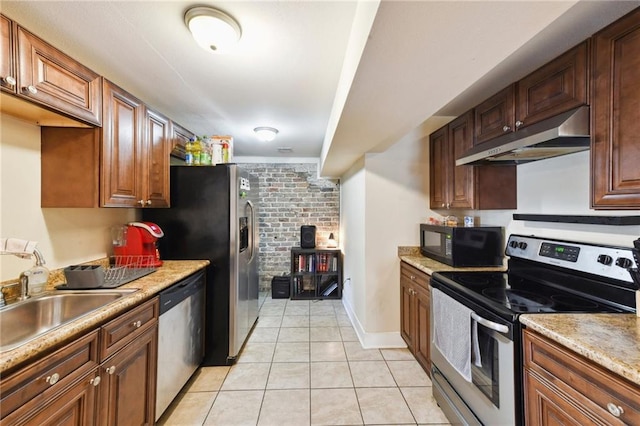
[184,6,241,53]
[254,127,279,142]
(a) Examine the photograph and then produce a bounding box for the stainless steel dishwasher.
[155,270,205,421]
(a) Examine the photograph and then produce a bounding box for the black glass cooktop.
[434,270,626,315]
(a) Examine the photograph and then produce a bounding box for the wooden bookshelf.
[290,248,342,300]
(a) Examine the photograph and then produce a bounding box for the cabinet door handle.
[410,275,416,281]
[132,320,142,328]
[22,85,38,95]
[146,200,152,205]
[515,120,524,128]
[137,199,145,206]
[2,76,16,87]
[45,373,60,385]
[105,365,116,375]
[502,125,511,132]
[90,376,101,387]
[607,403,624,417]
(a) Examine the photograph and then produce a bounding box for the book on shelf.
[321,282,338,296]
[296,254,316,272]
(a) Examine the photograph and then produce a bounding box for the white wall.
[481,151,640,246]
[340,158,367,332]
[341,132,434,348]
[0,114,136,281]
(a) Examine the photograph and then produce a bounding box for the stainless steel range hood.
[456,106,590,166]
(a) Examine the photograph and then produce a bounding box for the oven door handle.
[471,312,509,334]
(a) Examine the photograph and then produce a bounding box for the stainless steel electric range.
[430,234,637,426]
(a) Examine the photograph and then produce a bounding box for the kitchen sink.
[0,289,137,352]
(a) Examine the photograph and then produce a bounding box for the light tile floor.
[157,296,451,426]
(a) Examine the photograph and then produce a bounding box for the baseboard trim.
[340,298,407,349]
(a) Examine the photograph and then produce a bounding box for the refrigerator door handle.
[247,200,255,263]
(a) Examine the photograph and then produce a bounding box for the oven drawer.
[523,329,640,425]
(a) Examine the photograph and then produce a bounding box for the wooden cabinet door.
[524,329,640,425]
[400,262,431,376]
[101,80,144,207]
[517,41,589,129]
[524,370,591,426]
[144,108,171,208]
[474,85,515,145]
[448,110,475,209]
[429,125,450,209]
[1,15,16,93]
[98,324,157,426]
[591,7,640,209]
[171,122,194,154]
[15,25,101,125]
[413,282,431,374]
[400,277,415,352]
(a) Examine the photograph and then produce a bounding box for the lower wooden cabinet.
[400,261,431,375]
[97,325,157,426]
[0,298,159,426]
[523,329,640,425]
[0,330,100,424]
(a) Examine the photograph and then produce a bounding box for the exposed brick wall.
[239,163,340,291]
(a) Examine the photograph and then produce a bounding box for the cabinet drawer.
[400,262,430,290]
[523,329,640,425]
[99,297,158,361]
[0,329,99,419]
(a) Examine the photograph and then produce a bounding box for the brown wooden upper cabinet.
[1,15,102,126]
[474,85,516,146]
[0,15,16,93]
[101,80,171,208]
[171,122,194,149]
[475,41,589,146]
[591,7,640,209]
[42,81,173,208]
[170,121,195,161]
[430,110,517,210]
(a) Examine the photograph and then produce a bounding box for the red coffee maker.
[113,222,164,267]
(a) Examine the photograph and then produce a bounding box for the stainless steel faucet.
[0,246,46,304]
[18,271,31,300]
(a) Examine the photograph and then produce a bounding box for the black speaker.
[300,225,316,248]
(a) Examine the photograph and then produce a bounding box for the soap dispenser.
[27,248,49,295]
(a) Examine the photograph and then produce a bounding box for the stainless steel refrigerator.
[143,164,259,365]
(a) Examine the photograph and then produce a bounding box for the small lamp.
[327,233,337,248]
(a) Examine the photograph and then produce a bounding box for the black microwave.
[420,224,504,267]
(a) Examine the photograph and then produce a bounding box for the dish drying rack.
[63,255,158,289]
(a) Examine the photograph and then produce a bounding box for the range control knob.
[597,254,613,266]
[509,240,519,248]
[615,257,633,269]
[518,242,528,250]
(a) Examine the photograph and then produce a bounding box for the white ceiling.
[2,1,639,177]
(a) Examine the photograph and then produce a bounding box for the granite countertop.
[398,247,506,275]
[0,260,209,374]
[520,314,640,387]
